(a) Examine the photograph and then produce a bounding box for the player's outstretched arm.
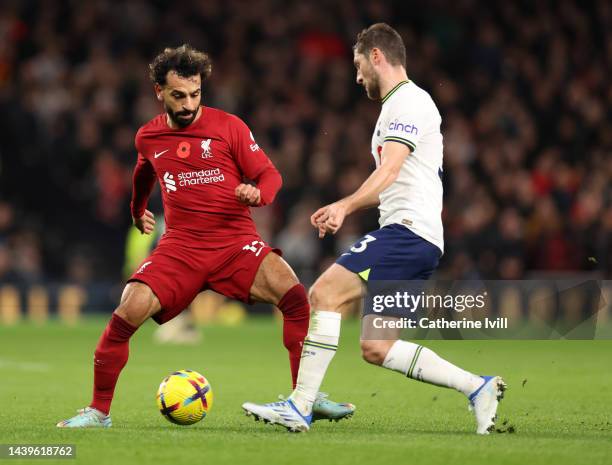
[311,141,410,238]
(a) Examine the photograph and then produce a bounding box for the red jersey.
[130,106,281,239]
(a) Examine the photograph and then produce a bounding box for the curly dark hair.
[148,44,212,85]
[353,23,406,67]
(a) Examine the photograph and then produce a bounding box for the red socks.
[89,286,307,413]
[90,313,137,415]
[277,284,310,388]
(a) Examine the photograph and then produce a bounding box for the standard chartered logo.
[178,168,224,186]
[163,172,176,192]
[163,169,225,193]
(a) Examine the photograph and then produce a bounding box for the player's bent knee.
[360,340,392,366]
[114,282,161,327]
[309,277,343,311]
[114,303,148,328]
[309,264,363,311]
[250,252,301,305]
[309,285,337,311]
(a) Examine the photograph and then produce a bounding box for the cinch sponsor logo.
[388,119,418,135]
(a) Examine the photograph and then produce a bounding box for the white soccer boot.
[468,375,507,434]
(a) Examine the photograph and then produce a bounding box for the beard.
[363,72,381,101]
[166,104,199,128]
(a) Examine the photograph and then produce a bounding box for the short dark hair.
[353,23,406,67]
[149,44,212,86]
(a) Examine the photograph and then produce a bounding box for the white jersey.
[371,80,444,253]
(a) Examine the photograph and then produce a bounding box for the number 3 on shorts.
[350,234,376,253]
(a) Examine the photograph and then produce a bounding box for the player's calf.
[277,283,309,388]
[57,282,161,426]
[360,339,395,366]
[248,252,309,388]
[374,339,507,434]
[89,313,138,415]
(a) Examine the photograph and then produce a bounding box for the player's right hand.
[235,183,261,206]
[311,202,348,238]
[311,205,330,238]
[133,209,156,235]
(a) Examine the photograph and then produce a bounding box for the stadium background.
[0,0,611,320]
[0,3,611,465]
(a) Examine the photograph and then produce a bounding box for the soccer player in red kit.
[57,45,354,428]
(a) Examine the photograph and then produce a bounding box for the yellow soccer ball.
[156,369,213,425]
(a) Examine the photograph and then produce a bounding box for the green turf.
[0,317,611,465]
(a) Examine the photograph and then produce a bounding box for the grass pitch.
[0,317,611,465]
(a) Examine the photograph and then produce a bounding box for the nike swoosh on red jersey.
[154,149,169,158]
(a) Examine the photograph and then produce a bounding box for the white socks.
[289,315,482,415]
[382,340,483,396]
[289,311,341,415]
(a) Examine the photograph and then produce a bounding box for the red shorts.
[127,232,280,324]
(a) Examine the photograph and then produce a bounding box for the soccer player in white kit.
[243,23,506,434]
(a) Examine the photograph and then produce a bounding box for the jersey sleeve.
[130,129,157,218]
[228,115,275,180]
[382,99,429,153]
[130,152,157,218]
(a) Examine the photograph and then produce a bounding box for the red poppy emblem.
[177,141,191,159]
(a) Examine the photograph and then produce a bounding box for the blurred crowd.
[0,0,611,287]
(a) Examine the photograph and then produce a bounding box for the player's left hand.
[235,183,261,206]
[311,201,348,238]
